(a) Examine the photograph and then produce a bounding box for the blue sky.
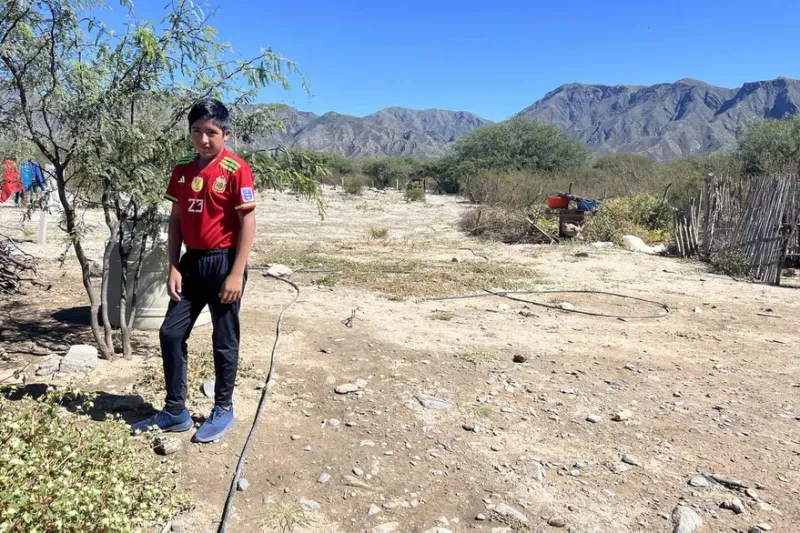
[120,0,800,121]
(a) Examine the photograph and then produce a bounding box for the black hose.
[217,274,300,533]
[427,289,670,319]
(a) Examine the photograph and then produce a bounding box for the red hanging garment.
[1,160,22,203]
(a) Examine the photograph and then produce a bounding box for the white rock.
[612,410,633,422]
[592,241,614,248]
[368,504,382,516]
[59,345,98,373]
[266,264,293,277]
[367,523,399,533]
[671,505,702,533]
[202,379,215,398]
[298,498,320,512]
[689,475,709,488]
[316,473,331,484]
[750,523,773,532]
[556,302,576,311]
[415,393,453,410]
[492,503,528,523]
[335,383,360,394]
[586,414,602,423]
[422,529,452,533]
[35,357,60,377]
[527,461,546,482]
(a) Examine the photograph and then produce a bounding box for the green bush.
[448,117,592,178]
[710,249,752,277]
[584,195,671,244]
[343,177,364,195]
[404,188,426,202]
[736,116,800,175]
[361,157,421,189]
[0,389,183,532]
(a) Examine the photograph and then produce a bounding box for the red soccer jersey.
[164,148,256,250]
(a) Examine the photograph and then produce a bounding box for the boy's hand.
[167,268,182,302]
[220,273,244,304]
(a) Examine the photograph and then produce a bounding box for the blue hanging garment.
[30,161,46,189]
[19,161,33,190]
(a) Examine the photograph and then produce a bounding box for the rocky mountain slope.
[252,77,800,160]
[516,77,800,160]
[249,106,492,158]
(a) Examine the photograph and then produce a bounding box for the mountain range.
[252,77,800,161]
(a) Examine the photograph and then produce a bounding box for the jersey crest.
[212,176,227,193]
[191,177,203,192]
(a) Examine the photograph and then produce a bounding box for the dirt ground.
[1,188,799,533]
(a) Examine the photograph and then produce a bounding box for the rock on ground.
[414,393,453,410]
[266,264,293,277]
[672,505,703,533]
[35,356,60,376]
[59,344,98,373]
[335,383,361,394]
[492,502,528,523]
[689,475,710,487]
[367,523,399,533]
[202,379,215,398]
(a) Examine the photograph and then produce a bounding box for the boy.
[131,99,256,443]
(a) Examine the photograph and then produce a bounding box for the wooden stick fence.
[672,172,800,285]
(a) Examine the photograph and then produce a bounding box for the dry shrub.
[404,188,426,202]
[459,206,555,244]
[343,177,364,195]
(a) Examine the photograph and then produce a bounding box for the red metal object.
[547,196,569,209]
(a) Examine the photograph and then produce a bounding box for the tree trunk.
[117,217,132,359]
[100,189,117,353]
[55,166,114,360]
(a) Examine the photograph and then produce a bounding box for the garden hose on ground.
[217,274,300,533]
[428,289,671,319]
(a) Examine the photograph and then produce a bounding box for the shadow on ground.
[2,382,156,425]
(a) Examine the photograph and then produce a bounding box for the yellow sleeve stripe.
[235,202,256,210]
[164,193,179,202]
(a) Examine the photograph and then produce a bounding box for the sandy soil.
[1,189,798,533]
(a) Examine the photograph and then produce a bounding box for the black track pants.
[159,248,246,413]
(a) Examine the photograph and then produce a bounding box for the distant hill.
[248,106,492,158]
[248,77,800,161]
[515,77,800,160]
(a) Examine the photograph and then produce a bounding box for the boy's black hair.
[188,98,231,132]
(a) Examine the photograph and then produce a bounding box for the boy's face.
[190,119,231,160]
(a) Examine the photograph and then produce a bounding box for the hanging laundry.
[30,161,46,190]
[1,160,22,204]
[19,161,33,190]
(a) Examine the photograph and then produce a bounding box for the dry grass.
[368,227,389,240]
[455,351,494,365]
[137,352,258,396]
[261,502,313,533]
[431,310,456,321]
[261,245,544,300]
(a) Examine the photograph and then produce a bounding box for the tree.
[736,116,800,175]
[0,0,321,359]
[447,117,591,179]
[361,157,420,189]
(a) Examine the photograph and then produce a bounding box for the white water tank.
[108,218,210,330]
